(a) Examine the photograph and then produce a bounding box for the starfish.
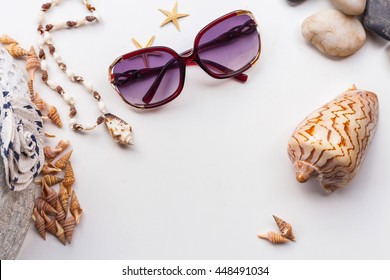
[159,2,189,32]
[131,36,157,68]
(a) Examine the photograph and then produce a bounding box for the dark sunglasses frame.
[108,10,261,109]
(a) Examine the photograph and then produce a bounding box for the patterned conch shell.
[58,183,69,212]
[257,231,290,244]
[41,210,56,236]
[25,47,40,81]
[0,47,45,191]
[55,220,66,245]
[42,182,58,208]
[46,104,63,128]
[55,199,66,225]
[44,146,63,162]
[273,215,295,241]
[63,210,76,244]
[41,162,62,175]
[54,150,72,170]
[33,208,46,240]
[287,86,379,193]
[63,162,75,192]
[55,139,70,151]
[104,113,133,145]
[5,43,28,58]
[35,197,57,215]
[70,190,82,224]
[37,174,63,187]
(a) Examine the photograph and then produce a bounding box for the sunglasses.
[108,10,261,109]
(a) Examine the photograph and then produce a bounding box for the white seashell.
[287,86,379,193]
[104,113,133,145]
[40,60,48,71]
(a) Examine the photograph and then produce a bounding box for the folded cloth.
[0,46,44,259]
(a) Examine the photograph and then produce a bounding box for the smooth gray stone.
[364,0,390,40]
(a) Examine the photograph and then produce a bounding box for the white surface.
[1,0,389,259]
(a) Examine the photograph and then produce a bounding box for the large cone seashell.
[47,104,63,128]
[33,208,46,240]
[58,183,70,212]
[35,197,57,215]
[41,162,62,175]
[56,139,70,152]
[55,199,66,225]
[63,210,76,244]
[54,150,73,170]
[257,231,290,244]
[44,146,63,162]
[42,181,58,207]
[55,221,66,245]
[26,46,40,81]
[42,211,57,236]
[70,190,83,224]
[273,215,295,241]
[63,162,75,192]
[104,113,133,145]
[39,174,63,187]
[5,43,28,57]
[0,34,18,45]
[287,86,379,193]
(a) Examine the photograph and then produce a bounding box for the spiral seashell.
[55,199,66,225]
[33,208,46,240]
[47,104,63,128]
[273,215,295,241]
[32,92,45,112]
[26,46,40,81]
[55,221,66,245]
[104,113,133,145]
[63,162,75,191]
[44,145,63,162]
[42,181,58,207]
[257,232,290,244]
[5,43,28,57]
[70,190,83,224]
[287,86,379,193]
[39,174,63,187]
[35,197,57,215]
[0,34,18,44]
[41,210,57,236]
[58,182,69,212]
[63,209,76,244]
[54,150,73,170]
[56,139,70,152]
[41,162,62,175]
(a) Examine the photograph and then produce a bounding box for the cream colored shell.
[287,86,379,193]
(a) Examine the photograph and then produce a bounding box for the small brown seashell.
[273,215,295,241]
[44,132,56,138]
[33,208,46,240]
[55,221,66,245]
[26,46,40,81]
[257,232,290,244]
[41,162,62,175]
[0,34,18,45]
[69,104,77,118]
[63,162,75,191]
[54,150,73,170]
[39,174,63,187]
[70,190,83,224]
[56,139,70,152]
[42,181,58,207]
[35,197,57,215]
[47,105,63,128]
[44,146,62,162]
[58,183,70,212]
[63,210,76,244]
[55,199,66,225]
[41,211,57,236]
[5,43,28,57]
[32,92,45,112]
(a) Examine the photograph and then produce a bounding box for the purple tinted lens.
[198,14,260,76]
[113,50,181,107]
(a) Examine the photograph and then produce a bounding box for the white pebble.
[40,60,48,71]
[66,69,74,79]
[46,80,57,89]
[331,0,366,16]
[302,9,366,57]
[98,101,106,113]
[43,32,52,44]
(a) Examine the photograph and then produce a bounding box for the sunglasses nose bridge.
[179,49,198,66]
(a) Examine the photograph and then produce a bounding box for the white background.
[1,0,389,259]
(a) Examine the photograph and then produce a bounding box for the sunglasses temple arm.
[198,59,248,82]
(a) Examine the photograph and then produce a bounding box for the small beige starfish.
[159,2,189,32]
[131,36,158,67]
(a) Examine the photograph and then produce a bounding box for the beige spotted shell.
[287,86,379,193]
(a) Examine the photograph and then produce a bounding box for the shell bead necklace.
[37,0,133,145]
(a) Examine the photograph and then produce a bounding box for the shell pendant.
[287,86,379,193]
[104,113,133,145]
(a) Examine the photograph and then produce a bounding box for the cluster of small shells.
[0,34,63,128]
[32,139,82,245]
[257,215,295,244]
